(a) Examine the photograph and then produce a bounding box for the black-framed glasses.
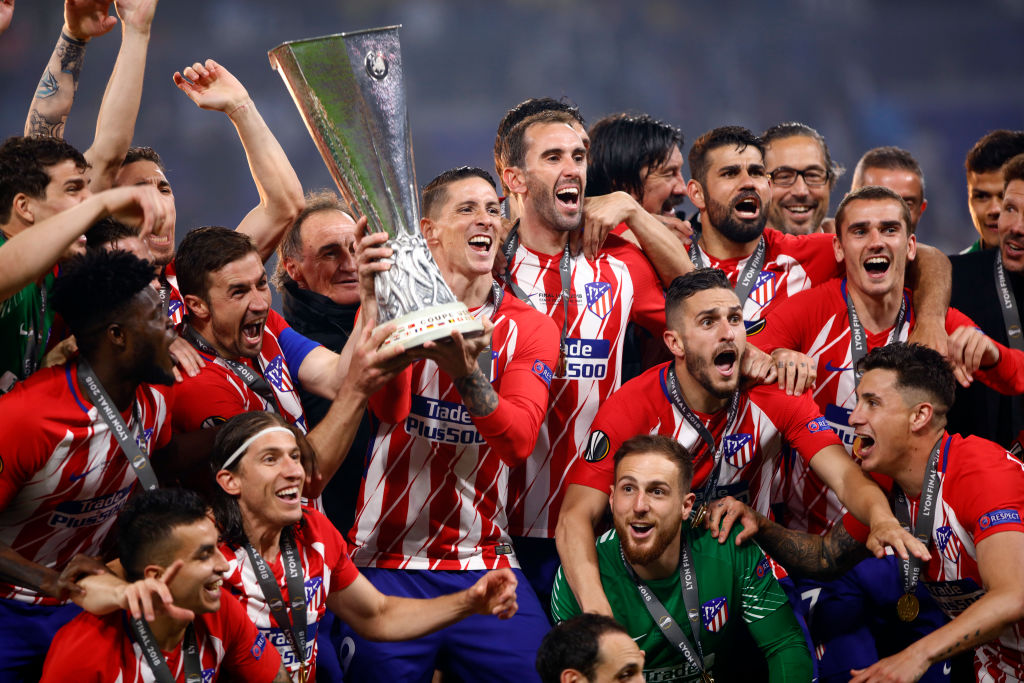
[768,167,831,187]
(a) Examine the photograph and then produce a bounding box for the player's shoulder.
[764,227,834,259]
[53,608,122,647]
[500,295,560,334]
[596,234,654,270]
[297,506,344,547]
[0,365,78,428]
[946,433,1024,478]
[266,309,291,335]
[604,363,668,408]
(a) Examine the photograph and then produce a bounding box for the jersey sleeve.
[946,436,1024,545]
[39,613,108,683]
[945,306,1024,394]
[0,385,53,509]
[749,287,815,353]
[612,239,667,337]
[171,366,249,431]
[473,309,559,466]
[305,509,360,593]
[753,385,842,464]
[549,566,583,624]
[737,538,814,680]
[792,231,844,284]
[217,590,284,682]
[277,326,320,376]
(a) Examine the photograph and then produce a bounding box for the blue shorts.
[786,555,950,682]
[332,568,549,683]
[510,536,560,619]
[0,598,82,682]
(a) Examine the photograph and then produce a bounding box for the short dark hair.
[965,130,1024,176]
[122,146,167,172]
[85,217,140,250]
[762,121,844,187]
[495,97,585,191]
[536,614,629,683]
[1003,153,1024,188]
[0,136,88,223]
[209,411,310,547]
[853,146,925,195]
[665,268,733,324]
[856,342,956,420]
[503,110,580,176]
[175,226,260,301]
[273,189,353,291]
[118,488,209,581]
[586,112,684,199]
[51,249,156,353]
[613,434,694,492]
[834,185,913,237]
[688,126,764,187]
[422,166,497,219]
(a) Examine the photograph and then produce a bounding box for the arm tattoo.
[755,515,868,580]
[26,33,86,137]
[34,70,59,99]
[26,110,64,138]
[57,37,86,79]
[453,367,499,417]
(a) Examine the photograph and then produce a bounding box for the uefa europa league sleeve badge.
[270,26,482,350]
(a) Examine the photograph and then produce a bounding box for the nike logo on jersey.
[823,361,853,373]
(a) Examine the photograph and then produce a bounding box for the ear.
[663,327,685,358]
[681,491,697,521]
[11,192,34,225]
[421,217,439,245]
[561,669,586,683]
[183,294,209,321]
[106,322,128,351]
[832,233,845,264]
[686,179,706,211]
[215,468,241,497]
[144,563,166,581]
[908,401,934,433]
[282,257,305,287]
[906,233,918,262]
[503,166,527,196]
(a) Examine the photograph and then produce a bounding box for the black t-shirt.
[948,249,1024,447]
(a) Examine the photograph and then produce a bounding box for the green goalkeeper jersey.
[551,525,812,682]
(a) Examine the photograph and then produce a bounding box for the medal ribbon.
[129,618,202,683]
[77,359,159,491]
[688,232,767,307]
[476,280,505,379]
[665,363,740,507]
[891,435,948,597]
[994,253,1024,352]
[619,540,712,679]
[844,279,908,384]
[181,324,280,413]
[244,532,308,671]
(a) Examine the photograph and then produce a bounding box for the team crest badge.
[723,433,754,468]
[935,526,960,564]
[167,299,183,318]
[701,596,729,632]
[584,282,612,319]
[747,271,776,307]
[264,355,293,393]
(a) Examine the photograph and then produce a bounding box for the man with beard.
[850,147,928,233]
[556,268,924,619]
[551,434,813,681]
[948,152,1024,448]
[711,343,1024,683]
[496,108,691,605]
[686,126,951,351]
[957,130,1024,253]
[0,249,177,681]
[169,226,405,493]
[762,122,843,236]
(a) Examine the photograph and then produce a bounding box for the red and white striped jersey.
[219,508,359,681]
[691,228,841,324]
[350,296,559,569]
[0,363,172,605]
[163,259,186,327]
[568,362,842,517]
[40,587,282,683]
[502,235,667,538]
[172,311,311,433]
[845,433,1024,681]
[752,279,1024,534]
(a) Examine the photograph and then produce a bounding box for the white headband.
[221,426,295,470]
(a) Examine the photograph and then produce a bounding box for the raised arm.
[24,0,117,138]
[83,0,158,192]
[905,243,952,356]
[173,59,304,261]
[327,567,518,641]
[554,483,614,616]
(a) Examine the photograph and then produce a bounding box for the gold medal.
[298,663,309,683]
[700,672,715,683]
[896,593,919,622]
[852,436,864,460]
[556,345,568,378]
[691,503,707,527]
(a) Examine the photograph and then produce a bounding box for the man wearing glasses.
[763,122,843,236]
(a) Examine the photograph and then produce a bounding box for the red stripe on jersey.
[504,236,666,538]
[0,363,172,605]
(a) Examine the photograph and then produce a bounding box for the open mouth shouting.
[862,254,891,279]
[276,485,301,506]
[555,183,581,214]
[732,192,761,221]
[628,519,655,541]
[468,233,494,255]
[240,317,266,348]
[852,433,875,461]
[713,346,738,378]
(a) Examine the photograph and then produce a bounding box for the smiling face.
[517,121,587,233]
[689,144,770,245]
[287,209,359,305]
[665,286,745,405]
[163,517,229,616]
[423,176,501,280]
[610,452,694,571]
[192,252,271,360]
[220,428,305,533]
[834,198,916,301]
[640,146,686,217]
[115,160,177,265]
[765,135,831,234]
[998,179,1024,274]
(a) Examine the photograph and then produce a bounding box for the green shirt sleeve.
[550,566,583,624]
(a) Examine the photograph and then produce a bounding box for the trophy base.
[379,301,484,351]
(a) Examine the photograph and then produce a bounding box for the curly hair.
[0,136,88,223]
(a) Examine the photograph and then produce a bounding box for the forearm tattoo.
[453,367,499,417]
[27,33,86,137]
[757,516,868,580]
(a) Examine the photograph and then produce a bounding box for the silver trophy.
[269,26,481,350]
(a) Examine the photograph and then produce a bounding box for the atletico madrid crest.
[585,282,613,319]
[264,355,294,392]
[701,596,729,632]
[747,271,776,307]
[936,525,960,564]
[723,433,755,468]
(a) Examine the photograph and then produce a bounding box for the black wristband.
[60,31,88,46]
